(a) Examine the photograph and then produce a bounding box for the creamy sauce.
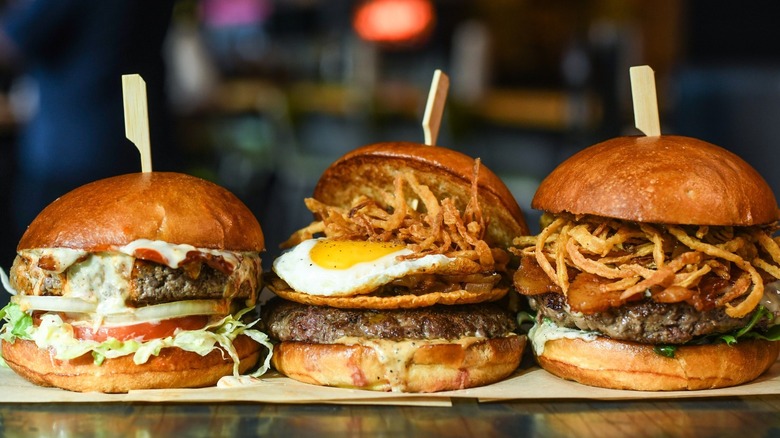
[24,248,87,273]
[332,335,516,392]
[763,281,780,324]
[62,253,134,314]
[118,239,240,269]
[528,319,599,355]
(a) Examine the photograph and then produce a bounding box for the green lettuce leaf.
[0,303,273,377]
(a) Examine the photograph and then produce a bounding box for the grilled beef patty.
[529,292,763,344]
[261,297,518,343]
[11,257,257,306]
[130,261,253,305]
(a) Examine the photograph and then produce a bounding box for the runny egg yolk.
[309,240,407,269]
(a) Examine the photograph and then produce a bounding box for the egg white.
[272,238,455,297]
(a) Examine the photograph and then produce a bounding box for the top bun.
[18,172,264,252]
[532,135,779,226]
[313,142,529,248]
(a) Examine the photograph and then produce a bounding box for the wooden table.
[2,396,778,437]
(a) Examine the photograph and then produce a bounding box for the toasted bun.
[18,172,264,251]
[535,336,779,391]
[271,335,525,392]
[313,142,529,249]
[533,135,779,225]
[1,335,262,393]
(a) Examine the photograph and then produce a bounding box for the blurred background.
[0,0,779,282]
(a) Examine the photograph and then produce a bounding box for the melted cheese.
[528,319,599,355]
[22,248,87,273]
[118,239,239,269]
[23,240,241,274]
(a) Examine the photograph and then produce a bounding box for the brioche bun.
[1,335,261,393]
[18,172,264,251]
[535,336,779,391]
[271,335,525,392]
[533,135,779,226]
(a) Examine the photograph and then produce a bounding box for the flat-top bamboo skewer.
[122,74,153,172]
[629,65,661,137]
[422,69,450,146]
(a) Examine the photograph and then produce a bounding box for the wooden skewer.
[629,65,661,137]
[122,74,153,172]
[422,69,450,146]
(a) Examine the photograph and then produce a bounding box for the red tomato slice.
[34,314,211,342]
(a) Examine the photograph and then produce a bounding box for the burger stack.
[0,172,272,392]
[511,134,780,390]
[1,82,779,397]
[261,141,529,392]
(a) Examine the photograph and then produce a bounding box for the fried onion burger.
[0,172,273,393]
[262,142,529,392]
[512,135,780,391]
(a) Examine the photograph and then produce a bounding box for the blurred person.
[0,0,178,269]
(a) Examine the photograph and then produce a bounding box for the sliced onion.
[12,295,232,324]
[102,300,231,324]
[12,295,98,313]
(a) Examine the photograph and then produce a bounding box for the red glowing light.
[353,0,435,44]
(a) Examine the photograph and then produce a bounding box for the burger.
[512,135,780,391]
[261,142,529,392]
[0,172,273,393]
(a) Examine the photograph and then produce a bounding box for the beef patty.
[11,257,258,306]
[130,261,254,305]
[529,292,766,344]
[261,297,518,343]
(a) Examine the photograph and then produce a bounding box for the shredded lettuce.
[0,303,273,378]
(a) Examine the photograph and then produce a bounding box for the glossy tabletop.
[1,395,778,437]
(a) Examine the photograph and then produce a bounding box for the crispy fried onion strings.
[512,214,780,317]
[282,159,506,272]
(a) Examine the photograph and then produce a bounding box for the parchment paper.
[1,359,777,405]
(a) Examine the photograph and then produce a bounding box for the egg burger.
[512,135,780,391]
[262,142,529,392]
[0,172,273,393]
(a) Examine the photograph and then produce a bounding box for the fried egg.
[272,238,454,297]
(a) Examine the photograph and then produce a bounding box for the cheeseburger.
[0,172,273,393]
[512,135,780,391]
[262,142,529,392]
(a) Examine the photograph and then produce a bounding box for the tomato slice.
[34,313,211,342]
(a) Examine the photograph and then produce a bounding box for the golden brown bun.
[18,172,264,252]
[313,142,529,249]
[271,335,525,392]
[1,335,261,393]
[533,135,779,225]
[535,336,779,391]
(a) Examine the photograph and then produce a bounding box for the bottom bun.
[2,335,262,393]
[536,336,780,391]
[271,335,525,392]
